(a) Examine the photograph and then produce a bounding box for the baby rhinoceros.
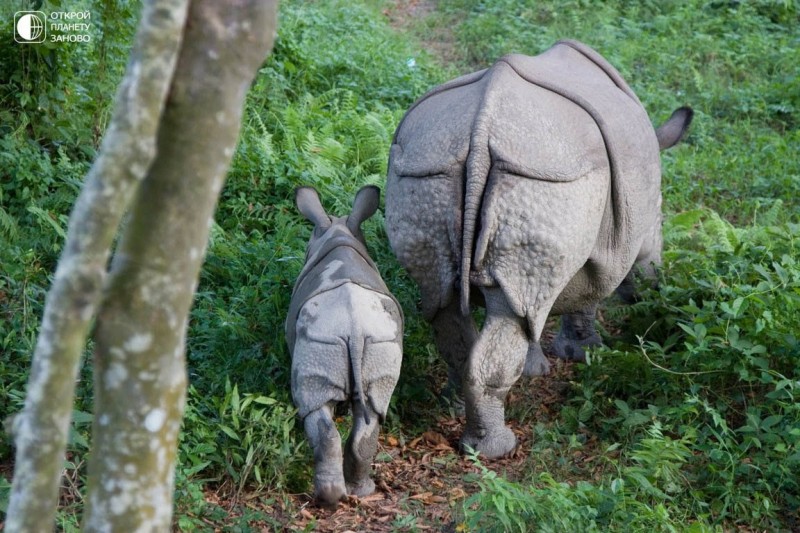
[286,186,403,506]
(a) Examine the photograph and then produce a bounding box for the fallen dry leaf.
[360,493,385,503]
[449,487,468,500]
[422,431,449,447]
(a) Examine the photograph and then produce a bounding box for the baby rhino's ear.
[295,187,331,229]
[347,185,380,234]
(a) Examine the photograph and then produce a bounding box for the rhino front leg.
[343,401,380,497]
[304,405,346,506]
[431,296,478,413]
[461,287,526,458]
[552,304,602,362]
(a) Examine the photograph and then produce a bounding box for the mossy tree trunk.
[6,1,278,530]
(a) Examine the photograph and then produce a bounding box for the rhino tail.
[656,107,693,151]
[459,107,493,316]
[347,333,371,425]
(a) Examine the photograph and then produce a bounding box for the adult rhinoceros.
[385,39,692,458]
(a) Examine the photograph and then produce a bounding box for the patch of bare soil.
[382,0,463,65]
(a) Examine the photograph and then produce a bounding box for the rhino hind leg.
[523,340,551,376]
[431,296,478,414]
[343,401,380,497]
[304,405,346,507]
[553,304,603,362]
[614,270,640,304]
[461,287,526,458]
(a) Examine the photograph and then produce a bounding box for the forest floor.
[206,348,584,532]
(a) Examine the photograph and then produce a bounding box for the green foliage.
[462,442,717,532]
[1,1,132,461]
[0,0,136,151]
[557,211,800,528]
[0,475,9,514]
[178,380,307,499]
[1,0,798,529]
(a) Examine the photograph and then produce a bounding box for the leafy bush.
[461,438,716,532]
[178,380,307,498]
[548,211,800,528]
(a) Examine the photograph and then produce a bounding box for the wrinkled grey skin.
[385,40,692,458]
[286,186,403,505]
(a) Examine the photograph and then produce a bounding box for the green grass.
[1,0,799,530]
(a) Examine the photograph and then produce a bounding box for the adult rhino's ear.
[656,107,693,150]
[347,185,380,234]
[295,187,331,229]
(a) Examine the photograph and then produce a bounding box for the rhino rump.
[387,40,663,326]
[290,284,403,421]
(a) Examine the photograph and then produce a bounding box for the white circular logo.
[16,13,45,41]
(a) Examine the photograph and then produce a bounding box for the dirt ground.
[382,0,464,66]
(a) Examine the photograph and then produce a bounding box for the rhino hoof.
[346,477,376,498]
[552,335,601,362]
[314,478,346,507]
[523,342,551,376]
[461,426,516,459]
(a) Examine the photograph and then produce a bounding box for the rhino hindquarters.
[477,169,608,337]
[293,284,402,421]
[291,334,350,420]
[385,171,461,319]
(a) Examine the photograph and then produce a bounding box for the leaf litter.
[207,345,583,532]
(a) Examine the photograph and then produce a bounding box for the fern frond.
[702,211,740,253]
[27,205,67,240]
[0,206,19,240]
